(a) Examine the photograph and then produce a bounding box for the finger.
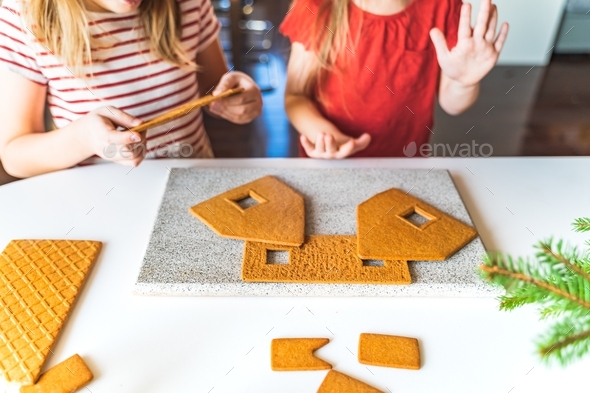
[106,129,140,145]
[429,28,449,60]
[473,0,491,39]
[315,133,326,153]
[494,22,509,52]
[211,72,240,96]
[208,103,245,121]
[352,133,372,154]
[210,95,262,121]
[129,143,146,159]
[300,134,316,156]
[212,71,256,96]
[97,106,142,129]
[211,101,259,118]
[208,105,239,123]
[324,134,337,154]
[458,3,473,40]
[213,88,260,108]
[485,5,498,42]
[116,144,138,160]
[335,139,356,159]
[213,104,260,125]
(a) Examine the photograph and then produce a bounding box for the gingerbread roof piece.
[357,188,477,260]
[317,370,383,393]
[190,176,305,246]
[0,240,101,387]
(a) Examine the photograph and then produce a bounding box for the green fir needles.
[480,218,590,366]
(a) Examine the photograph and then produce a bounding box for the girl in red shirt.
[281,0,509,158]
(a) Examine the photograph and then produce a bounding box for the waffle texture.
[0,240,101,386]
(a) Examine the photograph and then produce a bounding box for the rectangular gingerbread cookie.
[358,333,421,370]
[20,354,93,393]
[242,235,411,284]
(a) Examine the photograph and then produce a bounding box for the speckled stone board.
[134,168,498,297]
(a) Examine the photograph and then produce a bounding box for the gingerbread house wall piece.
[356,188,477,261]
[242,235,411,284]
[190,175,305,246]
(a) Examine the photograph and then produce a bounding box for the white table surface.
[1,157,589,393]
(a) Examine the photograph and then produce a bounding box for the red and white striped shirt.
[0,0,221,159]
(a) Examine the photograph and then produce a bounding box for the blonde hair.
[308,0,356,109]
[24,0,195,76]
[313,0,350,72]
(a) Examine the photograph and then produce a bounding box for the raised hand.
[429,0,509,87]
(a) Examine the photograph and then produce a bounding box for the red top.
[280,0,462,157]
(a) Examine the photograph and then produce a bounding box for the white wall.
[555,11,590,53]
[470,0,567,65]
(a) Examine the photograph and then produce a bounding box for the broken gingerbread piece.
[357,188,477,261]
[317,370,383,393]
[190,175,305,246]
[271,338,332,371]
[0,240,102,386]
[242,235,411,284]
[358,333,421,370]
[20,354,93,393]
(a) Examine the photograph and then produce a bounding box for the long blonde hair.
[308,0,355,109]
[24,0,195,76]
[313,0,350,71]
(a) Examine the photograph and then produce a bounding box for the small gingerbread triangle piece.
[317,370,383,393]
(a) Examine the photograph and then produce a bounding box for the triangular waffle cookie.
[0,240,102,387]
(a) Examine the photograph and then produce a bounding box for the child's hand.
[429,0,509,87]
[300,132,371,159]
[209,71,262,124]
[74,106,146,167]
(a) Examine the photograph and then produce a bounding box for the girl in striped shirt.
[0,0,262,177]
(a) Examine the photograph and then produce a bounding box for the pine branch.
[480,217,590,366]
[539,241,590,283]
[573,218,590,233]
[537,314,590,365]
[537,241,590,283]
[481,251,590,310]
[480,264,590,309]
[541,329,590,356]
